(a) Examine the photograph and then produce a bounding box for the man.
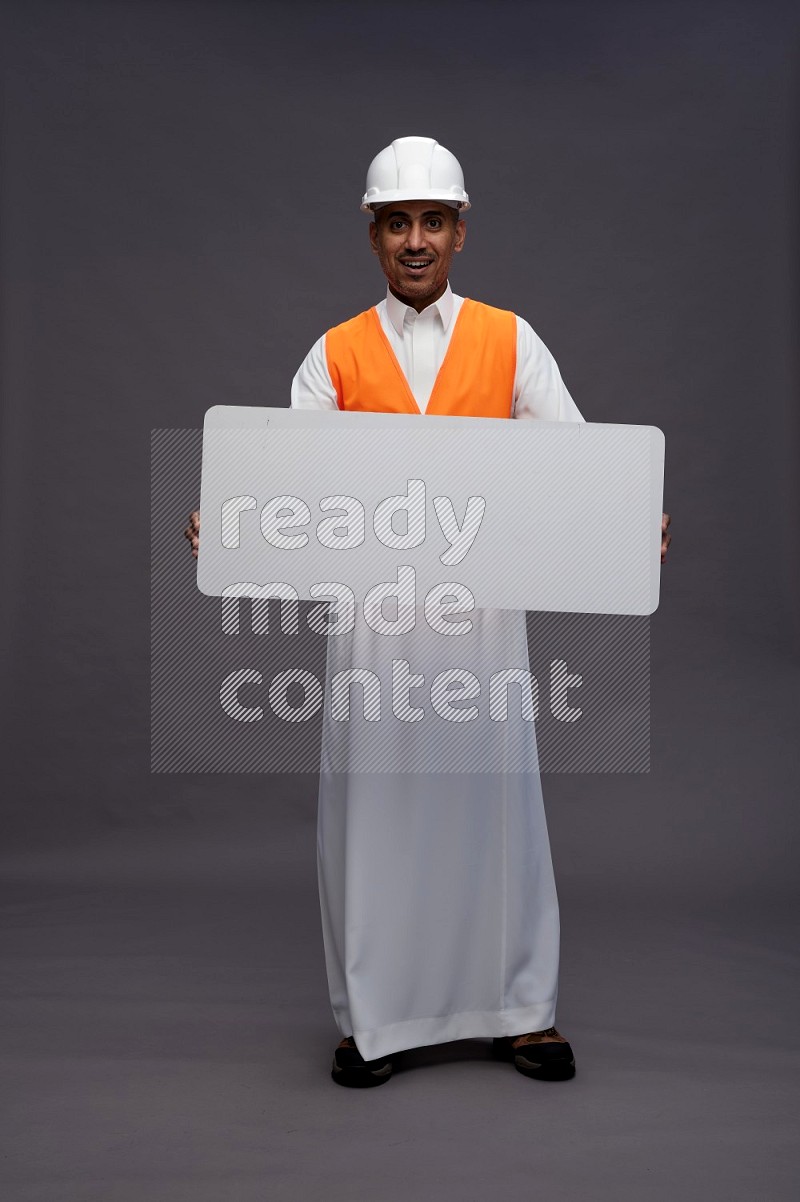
[186,136,671,1089]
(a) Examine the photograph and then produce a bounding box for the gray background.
[1,1,798,1199]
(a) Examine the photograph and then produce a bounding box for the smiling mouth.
[400,259,433,271]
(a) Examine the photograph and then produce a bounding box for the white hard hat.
[361,136,471,213]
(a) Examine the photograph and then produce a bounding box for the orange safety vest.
[325,298,517,419]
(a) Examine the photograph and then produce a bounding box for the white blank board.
[197,405,665,616]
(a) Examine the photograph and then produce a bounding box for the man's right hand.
[184,510,200,559]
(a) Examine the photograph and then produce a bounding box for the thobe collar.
[385,282,455,337]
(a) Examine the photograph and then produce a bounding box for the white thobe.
[292,284,584,1062]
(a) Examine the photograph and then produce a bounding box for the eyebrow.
[384,209,449,220]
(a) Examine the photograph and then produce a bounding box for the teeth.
[405,261,429,268]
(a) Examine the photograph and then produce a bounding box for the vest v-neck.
[369,302,473,416]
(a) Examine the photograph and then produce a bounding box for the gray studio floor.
[1,629,798,1202]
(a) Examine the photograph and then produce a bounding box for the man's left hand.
[661,512,672,563]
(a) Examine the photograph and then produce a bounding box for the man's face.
[369,200,466,312]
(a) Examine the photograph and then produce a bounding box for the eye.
[428,218,442,229]
[390,220,406,231]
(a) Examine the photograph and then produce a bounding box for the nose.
[404,220,430,252]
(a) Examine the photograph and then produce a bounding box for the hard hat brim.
[361,189,471,214]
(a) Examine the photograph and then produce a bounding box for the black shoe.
[493,1028,576,1080]
[331,1037,393,1088]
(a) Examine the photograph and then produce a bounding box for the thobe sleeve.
[512,316,584,424]
[290,333,339,411]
